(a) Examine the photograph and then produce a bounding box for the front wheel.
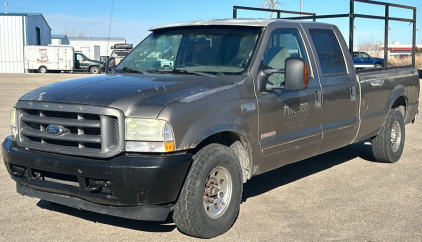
[374,63,383,68]
[371,109,405,163]
[90,66,100,74]
[173,144,242,238]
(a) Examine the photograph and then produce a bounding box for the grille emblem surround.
[46,125,64,135]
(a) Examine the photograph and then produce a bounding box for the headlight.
[125,118,175,152]
[10,108,17,138]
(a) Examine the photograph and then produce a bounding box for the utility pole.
[5,2,8,13]
[300,0,303,17]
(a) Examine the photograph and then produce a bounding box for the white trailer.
[24,45,74,73]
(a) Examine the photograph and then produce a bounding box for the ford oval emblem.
[46,125,63,135]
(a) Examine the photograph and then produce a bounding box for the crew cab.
[3,18,419,238]
[353,51,385,69]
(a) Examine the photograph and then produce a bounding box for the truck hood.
[19,73,245,118]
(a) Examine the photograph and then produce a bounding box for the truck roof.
[149,18,334,31]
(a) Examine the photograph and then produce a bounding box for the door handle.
[350,86,356,101]
[315,90,322,108]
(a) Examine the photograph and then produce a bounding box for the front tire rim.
[391,121,402,152]
[203,166,232,219]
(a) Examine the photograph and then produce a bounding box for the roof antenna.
[5,2,8,13]
[106,0,115,57]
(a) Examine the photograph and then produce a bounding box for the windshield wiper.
[171,68,216,77]
[115,66,150,74]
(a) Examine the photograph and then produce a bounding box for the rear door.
[305,27,359,154]
[255,24,323,173]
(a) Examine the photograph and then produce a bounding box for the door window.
[309,29,347,76]
[361,52,371,59]
[263,29,309,86]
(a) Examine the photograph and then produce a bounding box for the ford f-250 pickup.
[3,18,419,238]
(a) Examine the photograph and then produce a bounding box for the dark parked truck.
[3,19,419,238]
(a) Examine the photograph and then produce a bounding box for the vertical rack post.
[349,0,355,55]
[412,8,417,67]
[233,6,237,18]
[384,5,389,67]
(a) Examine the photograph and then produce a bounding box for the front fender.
[175,111,252,150]
[190,124,249,148]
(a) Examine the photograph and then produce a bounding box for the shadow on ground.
[36,140,374,233]
[36,200,176,233]
[242,140,375,202]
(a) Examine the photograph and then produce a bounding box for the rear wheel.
[90,66,100,74]
[173,144,242,238]
[38,66,48,73]
[371,109,405,163]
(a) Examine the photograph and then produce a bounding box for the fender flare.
[190,124,250,149]
[385,84,408,113]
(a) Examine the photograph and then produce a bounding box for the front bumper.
[2,136,192,221]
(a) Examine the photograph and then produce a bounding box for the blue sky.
[5,0,422,46]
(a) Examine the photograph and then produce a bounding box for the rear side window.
[309,29,346,75]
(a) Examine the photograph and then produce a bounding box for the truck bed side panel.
[354,67,419,143]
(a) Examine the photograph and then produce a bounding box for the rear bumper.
[2,136,192,221]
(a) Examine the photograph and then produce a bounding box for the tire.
[374,63,383,68]
[371,109,405,163]
[38,66,48,73]
[173,143,243,238]
[90,66,100,74]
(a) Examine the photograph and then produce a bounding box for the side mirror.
[284,57,309,91]
[105,57,116,74]
[257,57,309,92]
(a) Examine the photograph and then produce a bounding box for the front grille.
[16,101,124,158]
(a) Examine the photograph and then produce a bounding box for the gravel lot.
[0,73,421,242]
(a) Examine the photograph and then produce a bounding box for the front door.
[256,28,323,174]
[74,53,88,70]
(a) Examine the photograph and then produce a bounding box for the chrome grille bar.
[15,101,125,158]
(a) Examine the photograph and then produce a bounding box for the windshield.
[117,26,262,75]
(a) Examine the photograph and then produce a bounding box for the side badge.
[241,103,256,112]
[261,131,276,139]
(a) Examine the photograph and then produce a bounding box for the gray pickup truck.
[3,19,419,238]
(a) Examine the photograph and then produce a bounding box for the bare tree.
[357,36,383,57]
[260,0,282,18]
[63,29,77,37]
[77,31,85,37]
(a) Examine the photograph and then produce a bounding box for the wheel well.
[190,131,252,183]
[374,62,383,66]
[89,65,98,71]
[391,96,406,118]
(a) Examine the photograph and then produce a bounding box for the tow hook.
[87,181,105,192]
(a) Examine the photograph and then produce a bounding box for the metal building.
[68,37,126,61]
[0,13,51,73]
[51,34,70,45]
